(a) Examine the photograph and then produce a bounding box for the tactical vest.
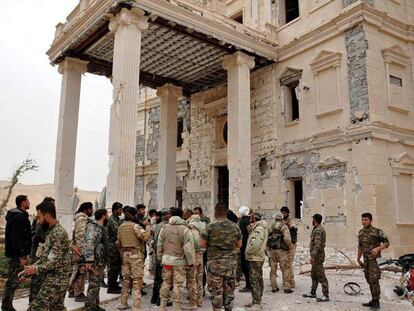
[118,221,140,248]
[267,223,288,251]
[163,224,186,257]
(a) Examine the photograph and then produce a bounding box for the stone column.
[54,57,88,233]
[157,84,182,210]
[223,52,255,211]
[106,8,148,209]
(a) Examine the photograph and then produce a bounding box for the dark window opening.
[288,81,300,121]
[176,190,183,209]
[285,0,300,24]
[259,158,268,176]
[390,75,403,87]
[293,178,303,219]
[230,11,243,24]
[217,166,229,208]
[177,118,184,148]
[223,121,228,145]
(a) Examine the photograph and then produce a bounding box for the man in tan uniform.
[268,212,293,293]
[157,208,195,311]
[117,206,151,311]
[281,206,297,288]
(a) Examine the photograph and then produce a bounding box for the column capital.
[222,51,255,71]
[58,57,88,75]
[109,8,149,33]
[157,83,183,99]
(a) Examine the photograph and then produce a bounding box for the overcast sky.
[0,0,112,191]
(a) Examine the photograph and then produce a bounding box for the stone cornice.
[109,8,149,33]
[136,160,189,176]
[277,3,414,62]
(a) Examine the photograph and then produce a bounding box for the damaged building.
[49,0,414,255]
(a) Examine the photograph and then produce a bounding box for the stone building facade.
[132,0,414,255]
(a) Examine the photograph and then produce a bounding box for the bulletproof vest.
[163,224,186,257]
[118,221,140,248]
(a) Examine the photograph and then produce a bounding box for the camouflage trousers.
[68,263,87,296]
[186,252,204,306]
[311,259,329,296]
[269,249,291,290]
[287,244,296,287]
[29,272,46,303]
[364,257,381,300]
[1,258,23,310]
[120,251,144,308]
[207,258,237,311]
[160,265,186,304]
[28,270,71,311]
[85,264,105,311]
[248,261,264,305]
[108,245,122,289]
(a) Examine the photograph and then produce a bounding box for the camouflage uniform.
[157,216,195,309]
[268,221,293,291]
[117,220,151,310]
[358,225,390,300]
[186,215,206,307]
[201,218,242,311]
[69,212,90,296]
[29,218,48,303]
[246,219,268,306]
[283,217,297,287]
[28,223,72,311]
[107,214,122,289]
[309,224,329,297]
[83,220,107,311]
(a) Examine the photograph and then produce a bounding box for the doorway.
[217,166,229,208]
[288,178,303,219]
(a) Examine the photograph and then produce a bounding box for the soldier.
[245,212,268,310]
[193,207,210,293]
[150,208,172,307]
[157,207,195,311]
[280,206,298,288]
[183,209,206,309]
[268,212,293,293]
[357,213,390,310]
[303,214,329,302]
[107,202,123,294]
[200,203,242,311]
[29,197,55,303]
[21,201,72,311]
[238,205,252,293]
[2,195,31,311]
[68,202,94,302]
[193,207,210,224]
[83,208,109,311]
[117,206,151,311]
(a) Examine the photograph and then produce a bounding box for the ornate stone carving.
[57,57,88,75]
[222,51,255,70]
[109,8,149,33]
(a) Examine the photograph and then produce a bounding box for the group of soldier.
[1,194,391,311]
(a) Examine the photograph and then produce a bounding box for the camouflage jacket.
[107,214,121,245]
[358,225,390,258]
[35,223,71,275]
[72,212,90,249]
[310,224,326,259]
[202,218,242,261]
[157,216,195,266]
[186,215,206,253]
[246,220,268,262]
[83,221,107,264]
[31,217,48,261]
[200,215,210,225]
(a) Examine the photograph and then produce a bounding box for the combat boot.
[303,291,316,298]
[370,299,380,310]
[160,298,168,311]
[362,300,373,307]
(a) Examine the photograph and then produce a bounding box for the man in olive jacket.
[245,212,268,310]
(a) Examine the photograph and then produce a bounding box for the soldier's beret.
[272,212,284,220]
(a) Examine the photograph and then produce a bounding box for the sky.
[0,0,112,191]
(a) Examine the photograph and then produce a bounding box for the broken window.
[177,118,184,148]
[281,69,302,123]
[288,178,303,219]
[176,190,183,209]
[230,10,243,24]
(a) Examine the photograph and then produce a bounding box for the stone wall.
[342,0,374,8]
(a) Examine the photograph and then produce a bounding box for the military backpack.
[267,224,289,251]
